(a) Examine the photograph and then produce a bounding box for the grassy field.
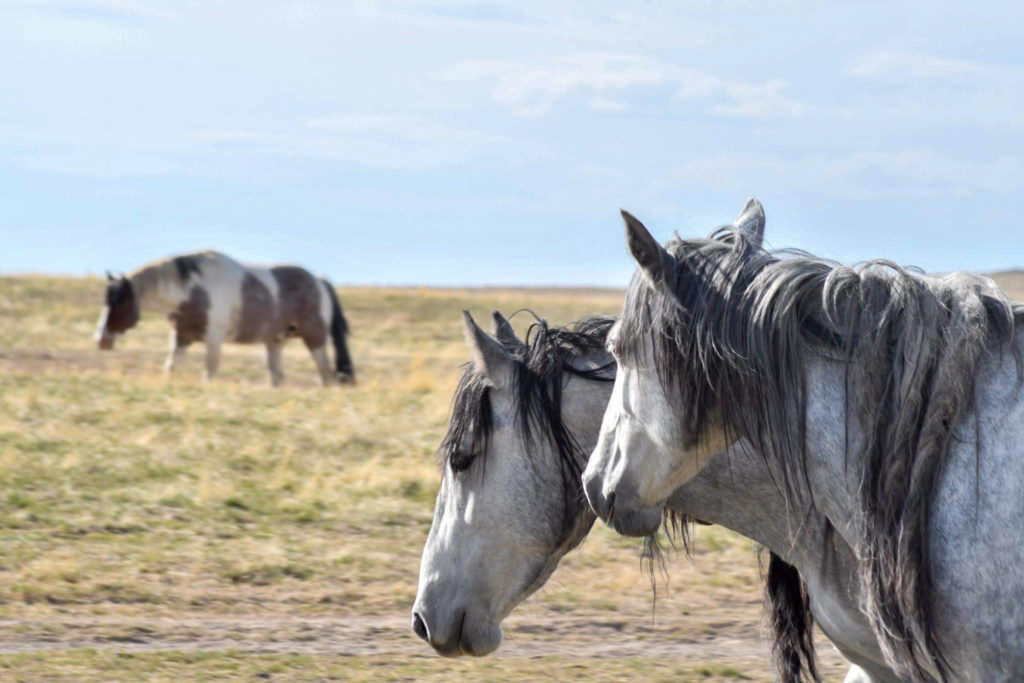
[1,274,1020,681]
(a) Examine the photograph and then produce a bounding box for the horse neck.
[129,261,190,313]
[661,359,893,674]
[667,355,860,571]
[665,443,822,568]
[561,350,617,453]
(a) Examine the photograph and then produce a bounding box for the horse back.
[227,263,328,347]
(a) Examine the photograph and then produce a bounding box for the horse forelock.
[618,224,1021,680]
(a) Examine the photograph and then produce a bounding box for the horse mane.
[124,251,218,301]
[619,225,1021,681]
[439,314,616,544]
[765,550,818,683]
[172,255,203,283]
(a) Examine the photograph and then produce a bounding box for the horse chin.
[459,620,503,657]
[429,618,503,658]
[610,504,663,537]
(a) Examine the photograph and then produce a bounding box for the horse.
[412,309,902,682]
[95,250,354,386]
[582,199,1024,681]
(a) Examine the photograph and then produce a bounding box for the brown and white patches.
[234,273,275,343]
[271,266,327,348]
[170,285,211,345]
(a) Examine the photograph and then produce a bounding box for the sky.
[3,0,1024,286]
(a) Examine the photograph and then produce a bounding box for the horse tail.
[321,278,355,383]
[765,551,818,683]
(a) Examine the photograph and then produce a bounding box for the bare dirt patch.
[0,612,850,675]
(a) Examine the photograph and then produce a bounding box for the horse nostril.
[412,612,429,642]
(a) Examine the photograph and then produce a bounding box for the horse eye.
[449,452,474,474]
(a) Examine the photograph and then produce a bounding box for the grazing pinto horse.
[584,199,1024,680]
[96,251,354,386]
[413,310,898,682]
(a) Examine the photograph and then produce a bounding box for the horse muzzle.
[96,333,115,350]
[583,470,663,537]
[411,600,502,657]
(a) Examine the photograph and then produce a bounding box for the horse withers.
[95,251,354,386]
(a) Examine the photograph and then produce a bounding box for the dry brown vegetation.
[0,273,1021,681]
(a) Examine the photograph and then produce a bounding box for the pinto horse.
[96,250,354,386]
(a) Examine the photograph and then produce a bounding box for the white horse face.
[583,202,764,536]
[583,321,719,537]
[412,313,607,657]
[94,305,117,349]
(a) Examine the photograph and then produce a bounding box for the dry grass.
[0,273,1020,680]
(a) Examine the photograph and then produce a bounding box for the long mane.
[439,314,616,544]
[619,225,1022,680]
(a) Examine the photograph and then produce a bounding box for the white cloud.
[297,114,549,169]
[12,0,174,23]
[16,150,180,178]
[588,96,629,112]
[351,1,716,49]
[844,49,988,81]
[441,52,807,119]
[840,49,1024,129]
[441,53,665,117]
[664,150,1023,200]
[0,113,550,177]
[194,114,555,173]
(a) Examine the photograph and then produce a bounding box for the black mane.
[439,314,615,544]
[172,256,202,283]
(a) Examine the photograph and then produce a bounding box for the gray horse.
[413,310,903,682]
[583,199,1024,681]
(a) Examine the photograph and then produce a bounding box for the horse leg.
[265,340,284,387]
[204,339,222,382]
[164,328,188,375]
[306,343,335,386]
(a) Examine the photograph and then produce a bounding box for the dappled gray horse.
[413,310,902,682]
[95,250,354,386]
[584,199,1024,681]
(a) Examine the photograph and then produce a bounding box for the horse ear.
[462,310,514,387]
[106,271,114,282]
[491,310,522,347]
[622,209,671,286]
[734,197,765,249]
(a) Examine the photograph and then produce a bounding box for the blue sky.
[3,0,1023,286]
